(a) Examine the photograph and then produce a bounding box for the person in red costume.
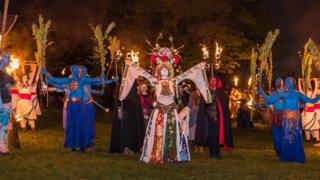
[205,76,233,159]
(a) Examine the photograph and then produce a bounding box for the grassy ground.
[1,107,320,180]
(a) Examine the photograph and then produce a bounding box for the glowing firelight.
[200,44,209,59]
[61,68,66,75]
[234,76,239,87]
[246,95,254,109]
[248,77,252,87]
[214,41,223,69]
[127,50,139,64]
[6,55,20,74]
[215,41,223,60]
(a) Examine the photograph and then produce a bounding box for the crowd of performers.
[259,77,320,162]
[2,47,320,164]
[106,44,235,163]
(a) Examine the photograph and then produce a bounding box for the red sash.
[305,106,315,112]
[19,93,32,100]
[313,104,320,110]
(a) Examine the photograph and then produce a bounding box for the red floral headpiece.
[149,47,181,65]
[146,34,183,65]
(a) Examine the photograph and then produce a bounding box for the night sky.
[265,0,320,76]
[2,0,320,76]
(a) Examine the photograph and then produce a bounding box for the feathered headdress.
[146,33,183,65]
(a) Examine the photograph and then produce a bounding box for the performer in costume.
[314,79,320,147]
[43,65,104,151]
[260,77,285,156]
[119,44,211,164]
[109,57,146,155]
[259,77,320,162]
[205,76,233,159]
[0,52,15,155]
[139,81,155,126]
[16,74,38,131]
[298,78,319,142]
[229,87,241,119]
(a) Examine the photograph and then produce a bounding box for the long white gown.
[119,62,211,163]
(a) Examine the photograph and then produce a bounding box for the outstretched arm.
[42,67,68,85]
[258,88,283,103]
[90,78,117,86]
[47,75,68,85]
[48,82,67,89]
[299,92,320,104]
[82,74,104,84]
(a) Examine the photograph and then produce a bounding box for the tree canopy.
[5,0,272,74]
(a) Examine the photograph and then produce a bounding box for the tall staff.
[0,0,9,48]
[90,22,115,89]
[301,38,320,93]
[257,29,279,90]
[32,15,52,107]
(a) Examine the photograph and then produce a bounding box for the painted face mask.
[70,65,79,78]
[285,77,295,90]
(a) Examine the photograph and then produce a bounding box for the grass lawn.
[1,107,320,180]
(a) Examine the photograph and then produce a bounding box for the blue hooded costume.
[44,65,104,150]
[259,77,320,162]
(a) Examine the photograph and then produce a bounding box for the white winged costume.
[120,56,211,163]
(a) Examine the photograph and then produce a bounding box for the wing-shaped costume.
[119,63,157,101]
[175,62,212,103]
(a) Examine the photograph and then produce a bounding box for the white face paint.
[160,67,169,79]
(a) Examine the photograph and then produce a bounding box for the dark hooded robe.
[212,85,234,148]
[195,76,233,157]
[109,81,145,153]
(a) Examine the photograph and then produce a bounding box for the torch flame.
[247,95,254,109]
[248,77,252,87]
[234,76,239,87]
[200,44,209,59]
[61,68,66,75]
[6,55,20,74]
[215,41,223,60]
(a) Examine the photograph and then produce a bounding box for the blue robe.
[47,74,101,149]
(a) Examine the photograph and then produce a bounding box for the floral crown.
[146,34,183,65]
